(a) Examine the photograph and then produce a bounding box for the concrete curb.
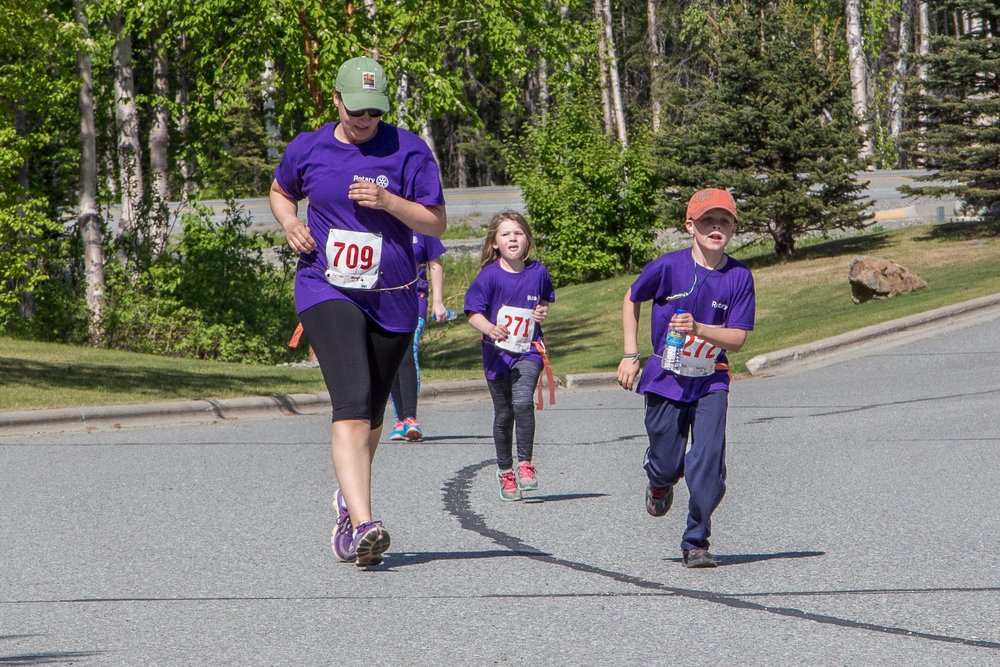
[0,393,332,436]
[746,292,1000,375]
[5,293,999,436]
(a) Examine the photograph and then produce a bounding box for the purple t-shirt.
[274,121,445,333]
[630,247,755,401]
[412,232,447,319]
[464,260,556,380]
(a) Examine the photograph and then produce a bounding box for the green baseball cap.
[335,57,390,113]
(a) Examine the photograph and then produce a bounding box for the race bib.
[672,334,721,377]
[494,305,536,354]
[324,228,382,289]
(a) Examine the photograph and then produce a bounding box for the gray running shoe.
[682,548,718,568]
[645,483,673,517]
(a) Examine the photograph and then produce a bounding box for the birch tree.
[646,0,662,132]
[148,22,171,252]
[111,13,144,240]
[846,0,873,157]
[888,0,912,165]
[74,0,106,341]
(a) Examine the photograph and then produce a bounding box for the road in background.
[129,170,956,238]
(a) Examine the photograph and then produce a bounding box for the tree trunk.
[537,59,549,124]
[594,0,614,136]
[112,14,144,239]
[262,59,282,161]
[845,0,872,158]
[297,8,323,118]
[646,0,662,132]
[598,0,628,144]
[916,1,930,81]
[149,24,170,252]
[74,0,106,343]
[889,0,912,166]
[175,35,193,200]
[14,109,36,319]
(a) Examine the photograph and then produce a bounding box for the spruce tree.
[901,1,1000,218]
[654,1,868,258]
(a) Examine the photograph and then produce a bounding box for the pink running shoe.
[496,470,522,502]
[516,461,538,491]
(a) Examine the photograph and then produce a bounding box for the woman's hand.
[348,181,393,210]
[283,219,316,254]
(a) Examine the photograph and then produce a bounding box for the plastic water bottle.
[434,308,458,323]
[662,308,687,373]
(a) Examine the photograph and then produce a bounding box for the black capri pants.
[299,299,413,428]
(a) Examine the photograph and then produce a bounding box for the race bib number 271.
[494,305,536,354]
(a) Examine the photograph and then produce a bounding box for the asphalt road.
[147,169,955,237]
[2,306,999,665]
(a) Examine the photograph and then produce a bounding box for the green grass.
[3,221,999,412]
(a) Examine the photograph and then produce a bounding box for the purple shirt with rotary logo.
[274,121,445,333]
[464,260,556,380]
[630,247,755,402]
[412,232,447,320]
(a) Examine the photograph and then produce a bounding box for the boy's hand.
[669,311,697,335]
[617,357,641,391]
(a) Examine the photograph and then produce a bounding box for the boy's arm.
[617,287,643,391]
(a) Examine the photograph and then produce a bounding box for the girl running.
[464,211,555,501]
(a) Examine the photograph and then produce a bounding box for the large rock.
[848,256,928,304]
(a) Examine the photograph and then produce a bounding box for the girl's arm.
[468,312,508,343]
[269,179,315,254]
[617,288,643,391]
[533,300,549,323]
[667,311,749,352]
[428,259,447,322]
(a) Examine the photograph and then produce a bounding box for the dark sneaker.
[682,548,718,568]
[352,520,391,568]
[645,483,673,517]
[496,470,522,501]
[331,489,355,562]
[516,461,538,491]
[403,417,423,441]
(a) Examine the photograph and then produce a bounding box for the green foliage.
[654,0,869,258]
[506,84,658,285]
[900,1,1000,216]
[100,204,299,364]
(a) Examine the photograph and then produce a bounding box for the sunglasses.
[345,108,384,118]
